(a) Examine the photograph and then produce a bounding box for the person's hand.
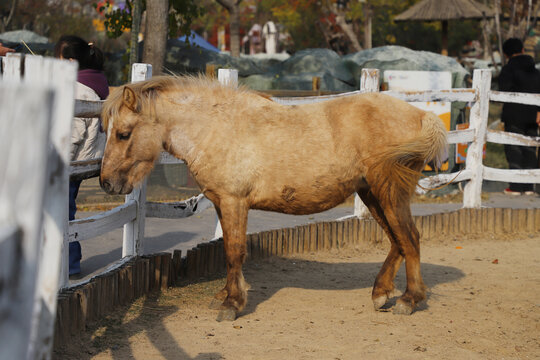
[537,112,540,127]
[0,43,15,56]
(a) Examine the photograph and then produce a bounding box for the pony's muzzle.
[100,177,114,194]
[100,175,133,195]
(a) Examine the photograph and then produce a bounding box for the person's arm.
[0,43,14,56]
[536,112,540,127]
[70,117,88,160]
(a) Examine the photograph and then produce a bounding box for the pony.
[99,75,447,321]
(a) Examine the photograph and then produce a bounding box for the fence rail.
[2,54,540,322]
[67,67,540,277]
[1,55,76,360]
[3,54,540,356]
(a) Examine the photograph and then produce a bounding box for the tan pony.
[100,75,447,321]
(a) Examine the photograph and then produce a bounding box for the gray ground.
[70,182,540,285]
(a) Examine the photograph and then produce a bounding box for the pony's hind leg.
[379,199,426,315]
[357,189,404,310]
[211,197,249,322]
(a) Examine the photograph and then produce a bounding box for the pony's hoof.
[373,295,388,310]
[216,308,237,322]
[393,301,413,315]
[208,298,223,310]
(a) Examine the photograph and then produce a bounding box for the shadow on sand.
[239,257,465,317]
[55,255,464,359]
[53,289,222,360]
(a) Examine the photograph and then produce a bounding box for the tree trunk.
[228,5,240,57]
[335,14,362,52]
[494,0,504,65]
[441,20,448,56]
[363,2,372,49]
[0,0,18,33]
[216,0,242,57]
[143,0,169,75]
[129,0,142,79]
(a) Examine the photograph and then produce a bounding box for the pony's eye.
[117,132,131,141]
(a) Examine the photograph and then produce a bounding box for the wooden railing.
[64,68,240,289]
[66,66,540,276]
[64,66,540,284]
[1,54,77,360]
[2,54,540,357]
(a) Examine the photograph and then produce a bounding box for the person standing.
[498,37,540,196]
[55,35,109,276]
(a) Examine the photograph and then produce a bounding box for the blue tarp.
[178,32,219,53]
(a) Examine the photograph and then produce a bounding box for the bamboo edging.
[54,207,540,350]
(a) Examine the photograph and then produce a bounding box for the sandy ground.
[56,234,540,360]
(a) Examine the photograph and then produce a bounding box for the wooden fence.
[52,206,540,350]
[270,69,540,216]
[67,67,540,286]
[1,55,77,359]
[5,56,540,289]
[2,54,540,355]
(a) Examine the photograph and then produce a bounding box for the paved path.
[71,192,540,284]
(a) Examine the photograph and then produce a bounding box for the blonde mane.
[102,75,257,131]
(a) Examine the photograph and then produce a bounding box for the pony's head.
[100,79,169,195]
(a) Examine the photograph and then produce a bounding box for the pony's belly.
[251,187,354,215]
[249,175,367,215]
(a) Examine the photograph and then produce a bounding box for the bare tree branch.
[1,0,18,33]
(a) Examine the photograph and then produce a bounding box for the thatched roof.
[395,0,494,22]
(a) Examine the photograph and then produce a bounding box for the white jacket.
[71,82,106,161]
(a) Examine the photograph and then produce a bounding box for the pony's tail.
[367,112,448,203]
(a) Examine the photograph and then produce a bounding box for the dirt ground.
[55,234,540,360]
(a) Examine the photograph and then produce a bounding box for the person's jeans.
[69,180,82,275]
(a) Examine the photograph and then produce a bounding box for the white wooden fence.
[1,55,77,360]
[2,54,540,358]
[271,68,540,216]
[68,66,540,287]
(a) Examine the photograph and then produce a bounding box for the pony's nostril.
[101,179,112,193]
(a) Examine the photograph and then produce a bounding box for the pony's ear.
[122,87,139,112]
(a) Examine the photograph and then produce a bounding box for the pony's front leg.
[211,197,249,322]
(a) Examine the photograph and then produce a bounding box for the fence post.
[355,68,380,218]
[1,53,23,80]
[463,69,491,208]
[123,63,152,257]
[212,69,239,239]
[218,68,238,87]
[0,83,54,360]
[22,56,78,359]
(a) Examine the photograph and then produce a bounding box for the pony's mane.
[102,74,258,131]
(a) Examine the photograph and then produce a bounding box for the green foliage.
[169,0,206,38]
[259,0,327,49]
[94,1,133,38]
[95,0,205,39]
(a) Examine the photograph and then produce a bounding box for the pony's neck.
[155,94,211,166]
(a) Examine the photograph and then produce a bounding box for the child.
[55,35,109,276]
